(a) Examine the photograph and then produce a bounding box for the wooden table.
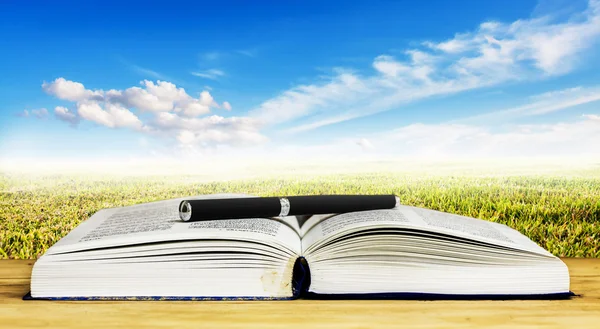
[1,258,599,328]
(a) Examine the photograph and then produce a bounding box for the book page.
[45,194,301,256]
[405,206,551,255]
[301,205,553,256]
[299,214,335,237]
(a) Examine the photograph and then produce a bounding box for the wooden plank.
[0,258,598,328]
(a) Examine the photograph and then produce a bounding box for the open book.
[28,194,571,300]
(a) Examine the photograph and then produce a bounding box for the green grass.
[1,171,599,259]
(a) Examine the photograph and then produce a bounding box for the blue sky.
[1,0,600,166]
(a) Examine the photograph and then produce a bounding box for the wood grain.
[1,258,599,328]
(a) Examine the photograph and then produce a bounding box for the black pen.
[179,194,400,222]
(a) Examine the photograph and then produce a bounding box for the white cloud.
[31,108,49,119]
[141,80,189,103]
[373,55,410,77]
[251,0,600,132]
[222,101,232,111]
[375,123,598,158]
[178,100,210,117]
[433,1,600,76]
[426,36,472,53]
[199,90,214,106]
[177,130,196,145]
[108,80,212,116]
[42,78,218,116]
[151,111,266,146]
[455,85,600,123]
[290,114,600,159]
[250,72,370,125]
[285,113,361,134]
[191,69,225,80]
[77,102,143,129]
[76,102,113,127]
[202,52,221,61]
[43,78,218,117]
[585,113,600,121]
[42,77,259,148]
[54,106,80,125]
[386,114,600,157]
[130,64,166,80]
[42,78,102,102]
[174,90,215,117]
[17,108,48,119]
[112,87,174,112]
[530,86,583,100]
[356,138,374,151]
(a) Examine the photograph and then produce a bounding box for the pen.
[179,194,400,222]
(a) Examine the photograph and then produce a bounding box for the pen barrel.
[181,197,282,221]
[286,195,397,215]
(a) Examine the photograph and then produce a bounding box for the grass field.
[1,167,600,259]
